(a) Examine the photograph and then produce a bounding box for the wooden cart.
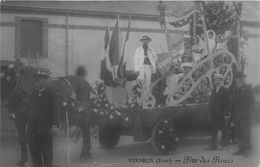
[97,103,210,154]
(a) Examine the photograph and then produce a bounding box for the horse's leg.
[79,110,92,159]
[14,112,27,166]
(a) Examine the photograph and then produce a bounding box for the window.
[15,17,48,58]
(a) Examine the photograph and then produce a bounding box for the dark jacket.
[27,87,60,136]
[231,85,254,120]
[209,86,230,122]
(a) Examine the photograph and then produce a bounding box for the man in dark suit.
[232,73,254,157]
[7,89,29,167]
[3,63,28,167]
[208,73,230,150]
[27,69,60,167]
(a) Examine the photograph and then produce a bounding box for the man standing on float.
[134,36,158,104]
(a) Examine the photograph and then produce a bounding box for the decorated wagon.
[92,1,246,154]
[1,1,247,158]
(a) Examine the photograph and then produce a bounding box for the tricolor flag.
[109,18,120,66]
[117,16,131,78]
[100,24,114,86]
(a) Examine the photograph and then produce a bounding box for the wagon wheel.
[151,119,177,154]
[98,126,120,149]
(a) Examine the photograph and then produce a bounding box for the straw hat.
[140,35,152,42]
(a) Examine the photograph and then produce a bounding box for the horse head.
[1,66,17,103]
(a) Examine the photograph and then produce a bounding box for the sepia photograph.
[0,1,260,167]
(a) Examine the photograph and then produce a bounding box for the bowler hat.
[140,36,152,42]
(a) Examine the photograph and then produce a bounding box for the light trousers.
[138,65,152,93]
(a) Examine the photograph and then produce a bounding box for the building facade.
[1,1,259,85]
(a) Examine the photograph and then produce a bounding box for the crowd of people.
[192,29,233,64]
[208,72,255,158]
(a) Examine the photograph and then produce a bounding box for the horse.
[49,75,96,158]
[1,64,97,166]
[1,65,30,167]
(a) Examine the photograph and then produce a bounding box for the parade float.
[90,1,247,154]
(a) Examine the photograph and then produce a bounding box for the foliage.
[90,81,133,128]
[190,2,243,36]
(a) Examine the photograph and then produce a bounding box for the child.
[192,36,204,63]
[216,35,223,50]
[207,30,216,55]
[221,30,232,51]
[216,30,232,51]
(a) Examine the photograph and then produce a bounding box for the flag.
[117,16,131,78]
[109,19,120,66]
[100,25,114,86]
[104,24,109,50]
[100,57,114,86]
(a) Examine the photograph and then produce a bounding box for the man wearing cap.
[208,73,230,150]
[134,36,158,99]
[27,68,60,167]
[231,73,254,157]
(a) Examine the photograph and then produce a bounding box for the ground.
[1,125,260,167]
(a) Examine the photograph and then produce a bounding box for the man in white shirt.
[134,36,158,98]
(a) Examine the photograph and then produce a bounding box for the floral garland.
[168,15,193,28]
[90,81,133,128]
[157,1,193,28]
[125,80,142,108]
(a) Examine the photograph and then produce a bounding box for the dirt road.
[1,125,260,167]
